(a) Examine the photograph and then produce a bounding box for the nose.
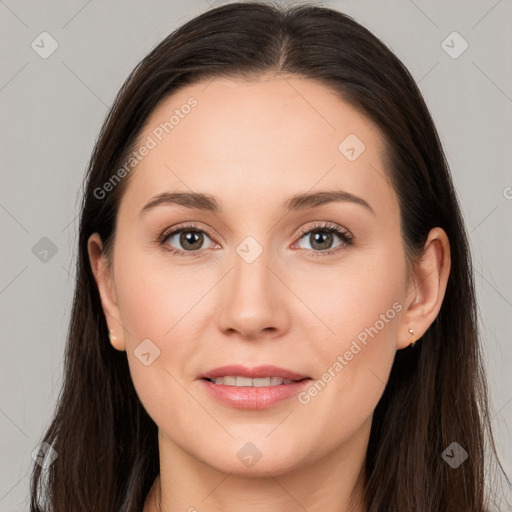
[215,243,290,341]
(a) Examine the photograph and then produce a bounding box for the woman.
[29,1,510,511]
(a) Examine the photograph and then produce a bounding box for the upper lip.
[197,365,310,381]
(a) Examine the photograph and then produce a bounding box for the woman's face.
[90,74,419,476]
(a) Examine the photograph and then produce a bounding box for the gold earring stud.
[109,329,117,344]
[408,328,416,347]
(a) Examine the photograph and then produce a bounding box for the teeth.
[236,376,252,387]
[211,376,295,386]
[254,377,271,387]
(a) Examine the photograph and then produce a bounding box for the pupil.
[312,231,332,250]
[181,231,203,250]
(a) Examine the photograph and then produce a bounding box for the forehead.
[120,75,397,219]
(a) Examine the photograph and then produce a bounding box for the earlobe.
[87,233,126,352]
[398,227,451,350]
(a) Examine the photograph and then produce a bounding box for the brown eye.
[177,230,205,251]
[159,223,217,255]
[163,229,212,252]
[305,230,335,251]
[295,223,354,255]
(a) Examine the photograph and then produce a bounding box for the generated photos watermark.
[298,301,402,405]
[94,96,198,200]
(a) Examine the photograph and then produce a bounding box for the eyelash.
[156,221,354,257]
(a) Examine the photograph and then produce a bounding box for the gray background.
[1,0,511,509]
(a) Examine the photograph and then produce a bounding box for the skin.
[88,74,450,512]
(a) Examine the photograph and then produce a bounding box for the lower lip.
[198,378,312,409]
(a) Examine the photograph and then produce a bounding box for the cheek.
[112,245,216,411]
[113,254,203,431]
[114,246,206,342]
[289,247,405,426]
[292,246,405,353]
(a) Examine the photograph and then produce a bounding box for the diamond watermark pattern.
[237,442,263,468]
[32,237,58,263]
[441,31,468,59]
[31,442,58,469]
[134,338,161,366]
[236,236,263,264]
[441,441,469,468]
[338,134,366,161]
[31,31,59,59]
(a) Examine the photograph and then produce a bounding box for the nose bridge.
[230,233,274,302]
[216,231,285,337]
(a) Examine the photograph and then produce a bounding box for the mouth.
[197,365,312,409]
[197,364,311,383]
[202,376,310,387]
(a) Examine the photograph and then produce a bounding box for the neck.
[144,419,370,512]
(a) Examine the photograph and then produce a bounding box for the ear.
[87,233,126,351]
[397,227,451,350]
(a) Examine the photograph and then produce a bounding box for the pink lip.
[198,378,311,409]
[197,364,309,381]
[196,365,311,409]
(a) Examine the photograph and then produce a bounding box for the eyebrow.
[138,189,374,217]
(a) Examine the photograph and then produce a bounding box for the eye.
[157,223,218,256]
[293,221,354,256]
[157,221,354,257]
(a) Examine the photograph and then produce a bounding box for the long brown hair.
[30,2,510,510]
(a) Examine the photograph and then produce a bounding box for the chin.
[198,438,306,477]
